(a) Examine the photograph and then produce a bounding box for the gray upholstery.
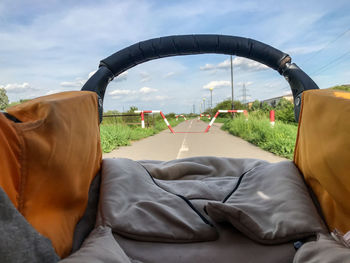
[206,161,327,244]
[114,221,296,263]
[97,158,218,242]
[0,186,59,263]
[93,157,327,263]
[61,226,131,263]
[72,173,101,253]
[62,157,329,263]
[293,233,350,263]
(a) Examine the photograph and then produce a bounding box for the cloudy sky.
[1,0,349,113]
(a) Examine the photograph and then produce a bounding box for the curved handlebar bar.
[82,34,319,122]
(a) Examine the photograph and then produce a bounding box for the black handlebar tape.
[100,35,291,78]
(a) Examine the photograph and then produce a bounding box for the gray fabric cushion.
[114,222,296,263]
[0,186,59,263]
[206,161,327,244]
[139,157,266,181]
[60,226,131,263]
[97,158,218,242]
[293,233,350,263]
[72,173,101,253]
[140,157,267,201]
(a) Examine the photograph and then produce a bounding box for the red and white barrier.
[199,114,211,120]
[175,114,187,121]
[270,110,275,126]
[135,110,175,134]
[205,109,248,133]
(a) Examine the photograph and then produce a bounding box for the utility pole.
[243,83,246,104]
[209,87,213,114]
[241,83,250,105]
[203,98,206,113]
[230,55,234,110]
[193,104,195,114]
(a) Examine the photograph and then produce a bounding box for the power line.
[240,83,250,104]
[301,28,350,65]
[310,49,350,76]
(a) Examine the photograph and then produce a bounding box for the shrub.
[100,118,182,153]
[222,115,297,159]
[275,98,295,124]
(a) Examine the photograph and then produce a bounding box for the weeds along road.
[103,119,287,162]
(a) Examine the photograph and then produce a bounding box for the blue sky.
[1,0,349,113]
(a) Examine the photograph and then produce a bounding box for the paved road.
[103,119,287,162]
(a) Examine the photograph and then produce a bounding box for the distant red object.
[270,110,275,126]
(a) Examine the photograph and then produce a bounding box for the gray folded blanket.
[96,157,326,243]
[66,157,328,263]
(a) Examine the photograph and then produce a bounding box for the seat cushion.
[98,158,325,245]
[61,226,131,263]
[205,161,326,244]
[89,157,326,263]
[293,233,350,263]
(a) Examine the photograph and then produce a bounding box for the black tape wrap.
[100,35,290,77]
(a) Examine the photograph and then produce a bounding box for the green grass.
[100,118,181,153]
[222,116,298,159]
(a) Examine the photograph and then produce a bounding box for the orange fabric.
[0,113,21,207]
[5,91,102,257]
[294,89,350,233]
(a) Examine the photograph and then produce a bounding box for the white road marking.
[176,120,193,159]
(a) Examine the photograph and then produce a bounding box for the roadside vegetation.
[222,116,297,159]
[203,97,298,159]
[0,88,9,110]
[100,108,183,153]
[329,84,350,92]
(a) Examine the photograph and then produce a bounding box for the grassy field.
[222,116,298,160]
[100,118,182,153]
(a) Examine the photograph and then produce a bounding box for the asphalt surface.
[103,119,287,162]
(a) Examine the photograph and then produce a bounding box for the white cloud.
[154,95,169,100]
[61,70,129,89]
[286,45,324,55]
[142,95,169,102]
[109,89,134,95]
[200,57,268,72]
[115,71,128,82]
[139,87,157,94]
[108,86,167,103]
[108,86,157,97]
[203,80,231,90]
[282,90,293,96]
[236,81,253,86]
[200,63,215,71]
[88,70,97,79]
[60,79,85,88]
[140,72,151,83]
[164,72,175,78]
[0,82,39,93]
